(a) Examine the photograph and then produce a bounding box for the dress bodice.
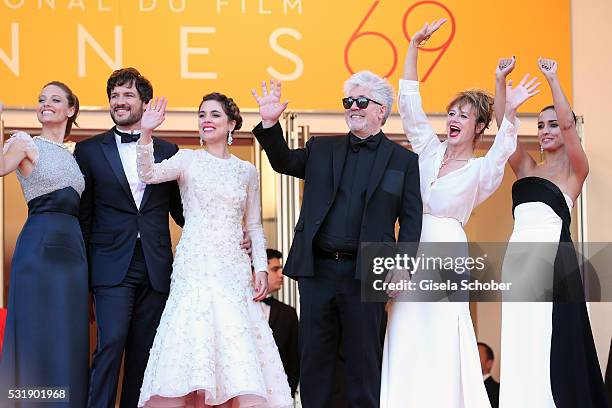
[136,143,267,273]
[10,135,85,202]
[398,79,520,225]
[511,176,573,235]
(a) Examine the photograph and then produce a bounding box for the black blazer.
[74,130,184,293]
[267,297,299,397]
[253,122,422,279]
[484,376,500,408]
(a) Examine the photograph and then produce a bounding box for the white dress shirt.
[115,131,147,209]
[260,297,272,322]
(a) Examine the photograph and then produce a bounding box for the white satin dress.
[380,79,520,408]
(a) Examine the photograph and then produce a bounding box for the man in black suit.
[478,342,500,408]
[260,249,299,398]
[74,68,184,408]
[251,73,422,408]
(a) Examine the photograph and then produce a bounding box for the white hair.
[343,70,394,125]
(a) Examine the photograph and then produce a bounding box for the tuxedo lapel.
[365,135,393,204]
[100,130,137,210]
[332,136,349,194]
[139,137,164,210]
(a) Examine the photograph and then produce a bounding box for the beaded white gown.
[135,142,292,408]
[380,79,520,408]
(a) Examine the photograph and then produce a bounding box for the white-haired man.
[251,72,422,407]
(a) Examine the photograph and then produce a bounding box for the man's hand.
[385,268,412,299]
[251,79,289,128]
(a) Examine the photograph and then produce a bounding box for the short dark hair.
[199,92,243,131]
[266,249,282,261]
[43,81,79,136]
[106,68,153,103]
[477,342,494,361]
[540,105,577,124]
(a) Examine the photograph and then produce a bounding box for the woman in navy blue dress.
[0,82,89,407]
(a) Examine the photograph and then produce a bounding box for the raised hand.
[505,74,541,116]
[538,57,558,79]
[142,97,168,132]
[251,79,288,127]
[410,18,447,47]
[496,56,516,80]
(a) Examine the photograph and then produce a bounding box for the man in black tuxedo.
[260,249,299,398]
[74,68,183,408]
[251,73,422,408]
[478,342,500,408]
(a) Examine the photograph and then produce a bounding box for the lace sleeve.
[244,164,267,273]
[136,141,193,184]
[476,116,520,204]
[398,79,442,155]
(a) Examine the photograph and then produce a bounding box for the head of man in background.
[478,342,495,377]
[266,249,284,295]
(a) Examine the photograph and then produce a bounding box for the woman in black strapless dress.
[495,57,608,407]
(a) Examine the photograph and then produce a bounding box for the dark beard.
[110,107,143,127]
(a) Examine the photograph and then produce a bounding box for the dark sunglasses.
[342,96,383,109]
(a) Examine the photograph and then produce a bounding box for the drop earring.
[200,137,204,147]
[227,130,233,146]
[539,145,544,161]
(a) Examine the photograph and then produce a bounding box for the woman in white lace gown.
[380,20,540,408]
[134,94,293,408]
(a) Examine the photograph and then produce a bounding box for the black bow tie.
[114,127,141,143]
[261,297,274,305]
[350,134,379,152]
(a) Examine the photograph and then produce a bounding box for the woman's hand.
[140,96,168,144]
[496,56,516,81]
[410,18,447,47]
[251,80,288,128]
[504,74,541,121]
[538,57,558,80]
[253,271,269,301]
[404,19,446,80]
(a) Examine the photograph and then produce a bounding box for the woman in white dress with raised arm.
[134,94,293,408]
[380,20,540,408]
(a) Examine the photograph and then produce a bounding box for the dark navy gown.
[0,136,88,407]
